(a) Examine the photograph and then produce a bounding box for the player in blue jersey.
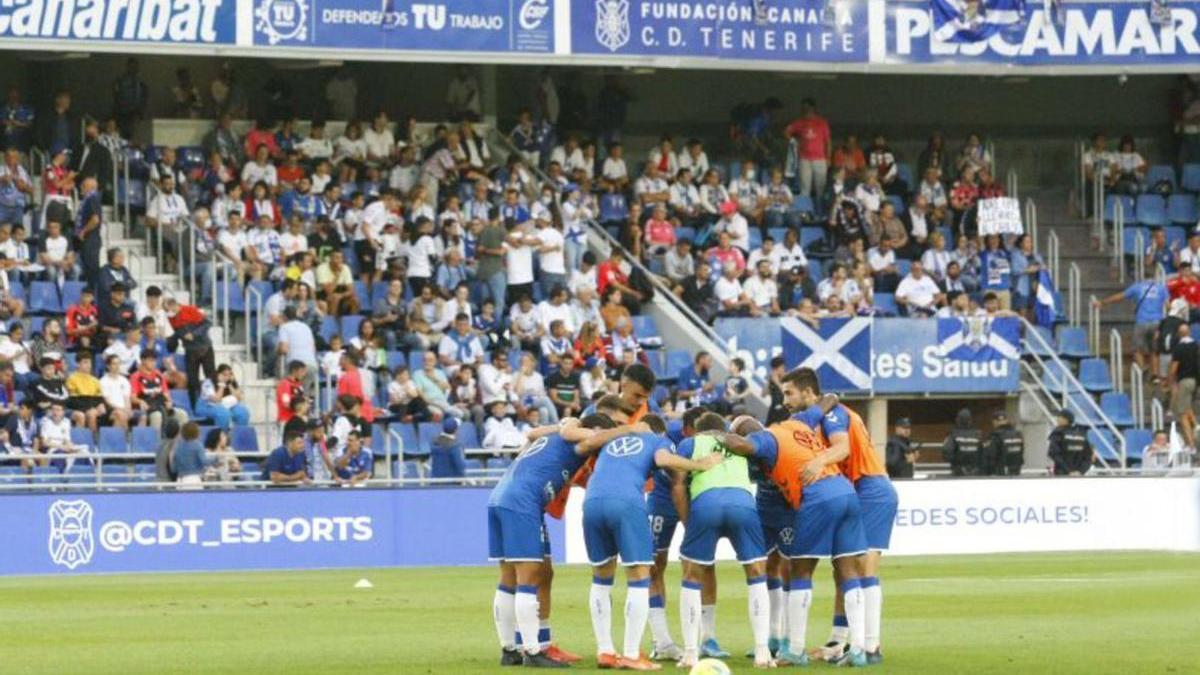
[489,396,629,668]
[671,411,775,669]
[583,414,722,671]
[790,368,898,665]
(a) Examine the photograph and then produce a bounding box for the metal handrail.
[1130,363,1144,428]
[1068,262,1081,327]
[986,139,996,175]
[1113,199,1126,282]
[1133,230,1146,282]
[1151,398,1165,432]
[1020,316,1124,468]
[386,426,403,481]
[1024,198,1038,255]
[1088,294,1100,354]
[1006,168,1018,202]
[245,283,264,363]
[1075,140,1085,218]
[1109,329,1124,394]
[1047,229,1060,287]
[1092,170,1105,251]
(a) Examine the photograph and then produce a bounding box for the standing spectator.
[509,109,541,167]
[446,66,481,120]
[262,431,310,486]
[203,114,243,167]
[111,58,148,140]
[956,133,991,176]
[171,68,204,119]
[172,422,213,489]
[1095,268,1168,374]
[784,97,831,200]
[868,133,906,196]
[979,234,1012,309]
[917,131,949,178]
[0,86,34,152]
[164,299,215,408]
[275,307,318,375]
[831,134,866,175]
[0,149,32,228]
[1168,323,1199,450]
[73,120,113,195]
[276,360,309,426]
[35,90,78,153]
[335,351,375,423]
[75,177,104,290]
[1047,410,1095,476]
[885,417,915,479]
[942,408,984,476]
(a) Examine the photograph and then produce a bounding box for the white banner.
[977,197,1023,236]
[562,477,1200,563]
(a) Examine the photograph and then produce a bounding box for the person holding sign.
[979,234,1012,310]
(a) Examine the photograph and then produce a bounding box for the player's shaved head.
[731,415,764,435]
[695,412,727,433]
[581,413,616,430]
[641,414,667,435]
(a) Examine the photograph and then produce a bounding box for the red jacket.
[276,377,305,423]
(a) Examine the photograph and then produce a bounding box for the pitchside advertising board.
[716,316,1021,395]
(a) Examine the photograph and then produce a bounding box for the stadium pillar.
[866,397,888,462]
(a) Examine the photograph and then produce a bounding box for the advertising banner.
[252,0,555,53]
[0,0,238,45]
[870,316,1022,394]
[3,488,567,576]
[572,0,869,63]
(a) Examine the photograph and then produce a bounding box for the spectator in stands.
[715,200,751,255]
[513,353,557,425]
[164,298,214,407]
[263,431,310,486]
[74,120,113,196]
[715,263,752,317]
[1111,135,1148,195]
[1047,410,1095,476]
[509,294,545,352]
[99,354,133,430]
[414,351,460,421]
[98,249,137,307]
[1168,322,1200,449]
[743,259,781,316]
[335,430,373,485]
[868,237,900,294]
[316,249,358,318]
[131,350,187,433]
[0,149,32,228]
[387,366,431,423]
[98,282,137,349]
[172,422,212,489]
[195,364,250,431]
[438,313,486,374]
[677,259,718,323]
[921,231,951,285]
[854,170,885,218]
[1144,228,1177,275]
[949,166,980,237]
[35,89,78,152]
[677,352,717,409]
[979,235,1012,309]
[918,167,950,229]
[868,133,905,196]
[275,360,309,426]
[40,400,87,470]
[784,98,831,200]
[65,351,105,435]
[38,219,75,285]
[868,200,909,256]
[729,160,766,226]
[763,169,798,230]
[275,306,318,377]
[885,417,915,479]
[832,134,866,175]
[0,86,34,152]
[896,261,944,317]
[634,162,671,216]
[956,133,991,176]
[917,132,948,178]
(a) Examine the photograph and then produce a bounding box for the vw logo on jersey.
[779,527,795,546]
[518,436,550,462]
[605,435,644,457]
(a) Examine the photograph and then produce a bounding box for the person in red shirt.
[1167,267,1200,308]
[165,298,215,409]
[276,360,309,425]
[784,97,832,201]
[335,351,375,423]
[129,351,188,432]
[643,204,676,257]
[242,120,280,160]
[596,248,643,315]
[65,286,99,350]
[705,231,747,279]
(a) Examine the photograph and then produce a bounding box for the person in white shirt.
[246,216,282,280]
[504,226,540,307]
[633,163,670,212]
[406,216,440,294]
[698,169,730,218]
[714,264,751,317]
[817,263,863,306]
[868,238,901,293]
[477,351,514,406]
[211,182,245,229]
[747,236,786,276]
[146,174,189,232]
[904,194,932,251]
[669,168,703,227]
[535,219,567,296]
[895,261,944,317]
[40,401,87,469]
[716,201,751,253]
[297,122,333,161]
[677,138,709,181]
[508,295,544,351]
[601,142,629,192]
[742,259,781,316]
[334,122,369,167]
[362,112,395,166]
[728,159,767,226]
[560,185,595,273]
[776,228,809,272]
[99,354,133,429]
[646,136,679,179]
[436,313,485,375]
[920,231,952,284]
[279,217,309,260]
[216,213,252,279]
[38,219,75,282]
[240,145,278,190]
[918,167,951,227]
[550,135,587,176]
[536,286,575,336]
[135,286,174,340]
[854,170,884,215]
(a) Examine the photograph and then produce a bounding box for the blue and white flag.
[936,316,1021,362]
[781,317,872,392]
[931,0,1026,43]
[1034,268,1058,328]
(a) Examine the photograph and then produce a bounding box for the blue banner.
[871,317,1020,394]
[253,0,555,53]
[0,0,237,44]
[781,316,873,392]
[3,488,565,576]
[573,0,868,62]
[887,0,1200,65]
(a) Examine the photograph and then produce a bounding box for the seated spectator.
[868,200,909,255]
[956,133,991,176]
[1145,227,1177,275]
[262,431,310,486]
[850,261,877,313]
[387,366,433,423]
[779,264,817,309]
[854,170,884,216]
[30,357,73,420]
[723,357,751,415]
[868,237,901,293]
[921,231,952,284]
[818,263,863,307]
[414,351,460,420]
[600,287,632,333]
[512,353,557,425]
[509,295,544,352]
[763,169,798,230]
[950,235,982,291]
[600,142,629,192]
[832,134,866,175]
[545,358,582,419]
[705,231,747,280]
[5,399,38,468]
[316,249,358,318]
[329,393,371,458]
[195,364,250,430]
[747,236,783,276]
[130,350,188,432]
[438,313,486,374]
[335,430,374,485]
[677,138,709,179]
[830,197,867,246]
[579,357,613,402]
[895,261,944,317]
[669,168,702,227]
[1111,135,1147,195]
[99,354,133,429]
[868,133,906,196]
[728,160,766,227]
[607,322,642,368]
[540,320,576,370]
[643,204,676,258]
[98,281,137,348]
[743,259,781,316]
[482,400,526,450]
[664,238,695,286]
[715,264,752,317]
[39,219,75,284]
[697,169,730,236]
[677,352,719,409]
[918,167,951,228]
[201,427,242,482]
[40,400,88,470]
[647,135,679,179]
[65,351,106,434]
[715,201,751,254]
[903,194,932,253]
[979,234,1013,309]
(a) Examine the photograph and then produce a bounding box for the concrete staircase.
[102,209,276,453]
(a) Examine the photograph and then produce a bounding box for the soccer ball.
[689,658,732,675]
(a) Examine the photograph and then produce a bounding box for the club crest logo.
[595,0,630,52]
[48,499,94,570]
[256,0,308,45]
[606,435,645,457]
[778,527,794,546]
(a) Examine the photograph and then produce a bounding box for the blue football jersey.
[585,432,673,505]
[488,433,586,513]
[818,404,851,438]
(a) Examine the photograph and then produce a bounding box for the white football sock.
[647,594,674,648]
[679,582,703,654]
[701,604,717,642]
[538,619,552,649]
[842,579,866,654]
[863,577,882,653]
[515,585,541,655]
[590,577,615,655]
[493,585,517,650]
[830,615,850,644]
[787,580,813,652]
[624,583,651,659]
[768,578,785,641]
[747,576,771,659]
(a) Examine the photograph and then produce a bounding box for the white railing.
[1109,328,1124,394]
[1112,198,1126,283]
[386,425,404,481]
[1006,167,1019,201]
[1020,316,1125,469]
[1130,363,1145,429]
[1133,230,1146,282]
[245,282,264,363]
[1151,398,1165,432]
[1068,262,1082,327]
[1092,170,1105,251]
[1087,294,1100,354]
[1024,197,1038,255]
[1076,140,1087,218]
[1047,229,1060,287]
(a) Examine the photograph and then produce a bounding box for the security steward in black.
[942,408,984,476]
[1047,409,1095,476]
[885,417,916,479]
[987,409,1025,476]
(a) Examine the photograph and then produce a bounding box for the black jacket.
[942,427,984,476]
[987,425,1025,476]
[1048,425,1092,475]
[885,435,914,479]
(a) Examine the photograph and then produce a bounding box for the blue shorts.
[758,495,797,556]
[856,475,899,551]
[487,505,550,563]
[680,489,767,565]
[786,476,867,560]
[583,497,654,566]
[647,496,680,552]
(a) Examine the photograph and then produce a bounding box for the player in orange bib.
[791,367,898,666]
[711,368,870,668]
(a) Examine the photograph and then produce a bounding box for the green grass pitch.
[1,551,1198,674]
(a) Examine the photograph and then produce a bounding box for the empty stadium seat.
[1041,360,1072,396]
[675,226,696,243]
[1135,194,1167,228]
[0,467,26,484]
[665,350,692,383]
[791,195,815,216]
[385,350,407,371]
[896,163,915,190]
[768,227,789,243]
[631,314,659,338]
[1168,194,1198,225]
[231,426,259,453]
[341,315,364,339]
[1100,392,1135,427]
[456,423,480,449]
[1122,428,1153,462]
[170,390,194,417]
[1023,325,1056,358]
[799,226,825,249]
[416,422,441,458]
[1087,428,1120,462]
[353,281,371,311]
[213,281,246,313]
[28,281,62,315]
[1122,226,1148,256]
[98,427,127,455]
[130,427,159,455]
[70,428,94,452]
[874,293,898,315]
[748,229,763,251]
[319,316,339,344]
[389,422,419,457]
[31,466,63,485]
[61,281,86,308]
[1078,358,1113,393]
[1104,194,1134,223]
[887,195,906,213]
[1182,163,1200,193]
[1056,327,1091,359]
[1066,392,1102,425]
[1145,164,1176,191]
[1165,225,1188,251]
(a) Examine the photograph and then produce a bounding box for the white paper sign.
[977,197,1023,236]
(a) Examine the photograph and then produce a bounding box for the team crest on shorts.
[606,435,644,457]
[48,499,95,570]
[595,0,630,52]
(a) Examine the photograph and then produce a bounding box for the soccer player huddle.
[487,363,898,670]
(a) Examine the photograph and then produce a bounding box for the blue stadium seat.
[417,423,441,457]
[319,316,339,344]
[1066,391,1102,426]
[1122,428,1153,462]
[367,281,389,308]
[1100,392,1135,427]
[178,145,206,170]
[67,464,97,484]
[170,390,194,417]
[631,314,659,338]
[70,428,94,452]
[806,259,824,282]
[371,424,387,457]
[896,163,915,190]
[896,259,912,278]
[768,227,789,243]
[1104,194,1135,223]
[389,422,420,458]
[1145,164,1176,191]
[245,280,274,314]
[1168,194,1198,226]
[727,161,741,181]
[101,464,130,482]
[214,281,246,313]
[31,466,63,485]
[341,315,365,340]
[665,350,692,383]
[748,229,763,251]
[1023,325,1056,358]
[1078,358,1113,393]
[1122,226,1148,256]
[456,423,480,449]
[402,460,421,479]
[231,426,259,453]
[463,458,483,472]
[675,226,696,243]
[61,281,86,308]
[98,427,127,455]
[131,427,158,455]
[385,350,407,372]
[887,195,906,213]
[7,280,24,302]
[353,281,371,311]
[799,226,825,249]
[647,350,670,383]
[63,352,77,373]
[0,467,26,484]
[1182,163,1200,193]
[874,293,898,315]
[1056,327,1091,359]
[408,350,427,370]
[28,281,62,315]
[1041,360,1072,396]
[1087,428,1120,462]
[791,195,815,216]
[1135,194,1167,228]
